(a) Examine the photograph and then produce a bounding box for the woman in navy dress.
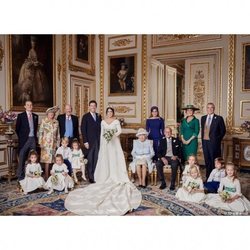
[146,106,165,162]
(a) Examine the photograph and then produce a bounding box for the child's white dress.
[182,164,200,183]
[19,163,45,193]
[56,146,71,160]
[45,163,74,191]
[70,149,85,169]
[176,176,205,203]
[205,176,250,213]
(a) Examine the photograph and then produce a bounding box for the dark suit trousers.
[17,137,36,181]
[202,140,221,180]
[156,156,179,187]
[86,141,99,181]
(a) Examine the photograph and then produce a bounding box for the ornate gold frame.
[108,53,137,96]
[62,35,67,108]
[68,35,95,76]
[151,35,222,49]
[8,35,56,112]
[241,42,250,92]
[108,102,137,118]
[240,100,250,119]
[108,35,137,52]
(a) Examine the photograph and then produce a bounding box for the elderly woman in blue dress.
[130,128,155,188]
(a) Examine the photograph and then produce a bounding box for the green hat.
[182,104,200,111]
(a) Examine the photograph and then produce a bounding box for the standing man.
[81,100,101,183]
[16,100,38,181]
[57,104,79,145]
[201,103,226,180]
[156,127,182,190]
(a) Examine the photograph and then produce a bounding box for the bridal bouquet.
[51,175,59,185]
[103,129,117,143]
[219,190,231,202]
[187,181,199,192]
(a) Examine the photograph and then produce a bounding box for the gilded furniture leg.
[153,169,157,186]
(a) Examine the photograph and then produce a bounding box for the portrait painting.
[109,54,136,96]
[9,35,54,111]
[243,44,250,91]
[76,35,89,63]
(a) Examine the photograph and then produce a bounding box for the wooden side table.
[232,137,250,169]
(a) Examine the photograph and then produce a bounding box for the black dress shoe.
[142,185,147,189]
[89,179,95,183]
[159,183,166,190]
[170,186,175,191]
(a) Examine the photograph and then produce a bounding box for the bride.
[64,106,142,215]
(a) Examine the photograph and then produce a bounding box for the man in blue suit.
[201,103,226,180]
[16,101,38,181]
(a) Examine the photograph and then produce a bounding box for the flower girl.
[205,163,250,213]
[176,165,205,203]
[182,155,199,183]
[70,139,87,183]
[204,157,225,193]
[19,150,45,195]
[56,137,72,175]
[45,154,74,194]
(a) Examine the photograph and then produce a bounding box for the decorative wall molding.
[62,35,67,108]
[108,35,137,52]
[57,58,61,81]
[99,35,105,116]
[108,102,136,118]
[141,35,147,123]
[226,35,235,134]
[151,35,222,48]
[0,40,3,71]
[68,35,95,76]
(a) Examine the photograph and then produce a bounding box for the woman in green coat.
[180,105,200,162]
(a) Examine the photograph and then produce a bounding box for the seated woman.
[130,128,155,188]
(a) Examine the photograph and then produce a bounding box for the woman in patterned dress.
[39,106,59,180]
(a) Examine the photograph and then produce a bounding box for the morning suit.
[201,114,226,179]
[156,136,182,188]
[57,114,79,142]
[81,112,102,181]
[16,111,38,181]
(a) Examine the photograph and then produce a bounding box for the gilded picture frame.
[9,35,55,112]
[242,43,250,92]
[69,35,95,76]
[108,54,136,96]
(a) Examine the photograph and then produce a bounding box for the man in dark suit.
[81,100,102,183]
[156,127,182,190]
[201,103,226,180]
[16,100,38,181]
[57,104,79,145]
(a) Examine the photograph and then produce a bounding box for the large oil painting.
[9,35,54,111]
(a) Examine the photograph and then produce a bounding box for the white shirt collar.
[66,115,71,120]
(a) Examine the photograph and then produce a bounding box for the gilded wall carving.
[0,40,3,71]
[62,35,67,108]
[193,70,205,113]
[112,39,133,47]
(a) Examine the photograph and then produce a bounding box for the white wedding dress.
[64,119,142,215]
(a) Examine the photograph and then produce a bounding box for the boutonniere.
[173,139,176,143]
[214,116,217,119]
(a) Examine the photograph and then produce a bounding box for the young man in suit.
[156,127,182,190]
[16,100,38,181]
[81,100,102,183]
[201,103,226,180]
[57,104,79,145]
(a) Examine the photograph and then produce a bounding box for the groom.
[81,100,102,183]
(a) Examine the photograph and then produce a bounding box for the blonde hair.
[61,136,69,144]
[189,164,200,177]
[187,154,198,166]
[225,162,238,182]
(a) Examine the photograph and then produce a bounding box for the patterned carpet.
[1,177,249,216]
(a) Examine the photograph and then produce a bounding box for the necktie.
[93,113,96,121]
[207,115,211,127]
